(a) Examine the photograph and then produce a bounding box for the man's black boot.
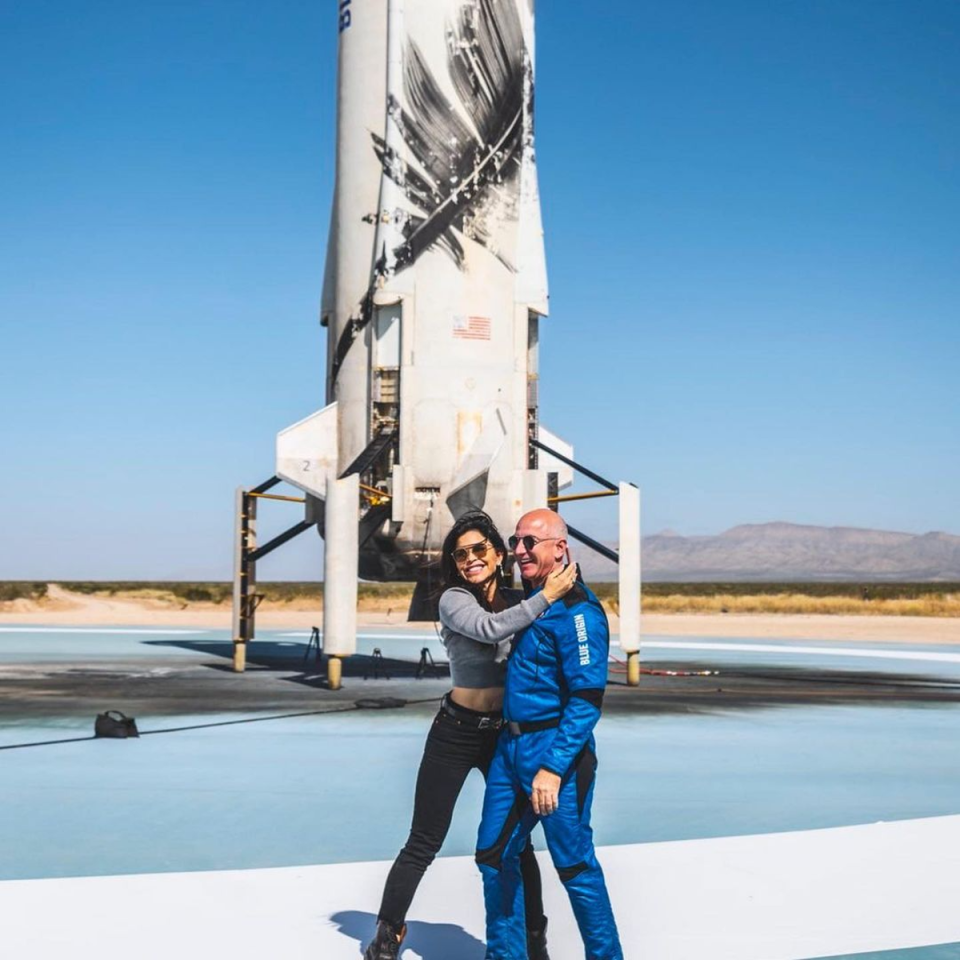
[363,919,406,960]
[526,916,550,960]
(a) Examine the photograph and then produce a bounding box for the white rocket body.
[279,0,571,582]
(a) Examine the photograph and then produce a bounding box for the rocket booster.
[277,0,572,584]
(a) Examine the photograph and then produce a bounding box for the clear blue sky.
[2,1,958,579]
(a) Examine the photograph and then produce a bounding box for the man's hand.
[531,768,562,816]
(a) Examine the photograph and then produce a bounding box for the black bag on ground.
[95,710,139,739]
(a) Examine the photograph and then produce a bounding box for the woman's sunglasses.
[451,540,493,564]
[507,535,559,552]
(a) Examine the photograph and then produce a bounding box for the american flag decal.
[453,315,492,341]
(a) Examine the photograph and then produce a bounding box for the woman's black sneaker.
[363,919,406,960]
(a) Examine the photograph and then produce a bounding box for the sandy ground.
[2,585,959,644]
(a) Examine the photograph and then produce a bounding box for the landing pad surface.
[2,625,959,958]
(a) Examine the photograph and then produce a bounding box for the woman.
[365,511,576,960]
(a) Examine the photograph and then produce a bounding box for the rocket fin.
[537,425,574,490]
[446,474,491,521]
[276,403,339,500]
[446,406,509,518]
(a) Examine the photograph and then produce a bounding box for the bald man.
[476,510,622,960]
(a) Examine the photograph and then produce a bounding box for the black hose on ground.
[0,696,440,751]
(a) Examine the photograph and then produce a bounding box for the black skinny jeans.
[378,701,544,930]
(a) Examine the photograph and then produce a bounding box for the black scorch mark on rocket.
[332,0,533,383]
[375,0,529,272]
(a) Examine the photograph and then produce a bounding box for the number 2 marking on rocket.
[339,0,352,32]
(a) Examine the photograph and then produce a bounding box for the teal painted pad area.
[3,627,960,882]
[642,636,960,680]
[814,942,960,958]
[0,626,449,664]
[2,700,960,881]
[4,626,960,677]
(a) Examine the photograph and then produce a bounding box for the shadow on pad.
[143,639,449,681]
[143,638,311,669]
[330,910,485,959]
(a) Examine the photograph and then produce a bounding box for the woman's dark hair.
[439,511,508,608]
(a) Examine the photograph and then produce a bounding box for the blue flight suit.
[475,581,623,960]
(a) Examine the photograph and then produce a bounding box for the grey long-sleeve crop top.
[438,586,551,689]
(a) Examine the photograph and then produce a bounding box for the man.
[476,509,623,960]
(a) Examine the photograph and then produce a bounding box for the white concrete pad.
[2,816,959,959]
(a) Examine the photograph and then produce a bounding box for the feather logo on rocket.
[370,0,530,276]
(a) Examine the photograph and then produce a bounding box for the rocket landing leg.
[323,474,360,690]
[534,438,643,686]
[618,483,642,687]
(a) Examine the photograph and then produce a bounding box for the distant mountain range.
[575,522,960,582]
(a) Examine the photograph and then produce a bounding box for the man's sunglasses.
[508,535,560,552]
[451,540,493,564]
